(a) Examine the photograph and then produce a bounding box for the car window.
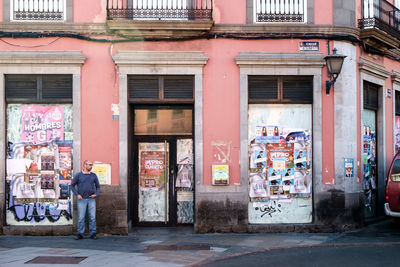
[392,159,400,174]
[391,159,400,182]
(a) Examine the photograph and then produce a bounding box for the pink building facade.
[1,0,400,234]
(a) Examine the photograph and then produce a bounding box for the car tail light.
[385,186,389,201]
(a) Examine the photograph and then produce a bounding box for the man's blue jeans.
[77,198,96,236]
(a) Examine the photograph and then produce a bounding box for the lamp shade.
[324,48,346,76]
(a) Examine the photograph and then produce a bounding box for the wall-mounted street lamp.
[324,48,347,95]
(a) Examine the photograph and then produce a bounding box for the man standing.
[71,160,100,240]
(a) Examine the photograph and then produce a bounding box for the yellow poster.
[92,163,111,185]
[212,165,229,185]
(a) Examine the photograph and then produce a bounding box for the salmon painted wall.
[111,38,317,185]
[315,0,335,184]
[213,0,246,24]
[74,0,107,23]
[314,0,333,25]
[0,37,120,185]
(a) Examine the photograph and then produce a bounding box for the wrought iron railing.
[359,0,400,40]
[11,0,66,21]
[254,0,306,23]
[107,0,213,20]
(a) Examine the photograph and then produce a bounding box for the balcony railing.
[11,0,66,21]
[359,0,400,40]
[107,0,213,20]
[254,0,307,23]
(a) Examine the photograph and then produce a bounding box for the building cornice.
[113,51,208,66]
[235,52,325,67]
[0,51,86,64]
[358,57,391,79]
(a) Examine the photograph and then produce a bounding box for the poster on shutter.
[177,139,193,164]
[140,151,166,191]
[21,106,64,143]
[176,164,193,188]
[249,170,268,198]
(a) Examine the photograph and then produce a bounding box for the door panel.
[138,142,169,222]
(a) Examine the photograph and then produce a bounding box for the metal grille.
[25,256,87,264]
[107,0,212,20]
[254,0,306,23]
[11,0,65,21]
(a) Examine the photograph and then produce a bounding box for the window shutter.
[164,77,193,99]
[128,76,159,99]
[248,77,278,100]
[6,74,72,102]
[396,90,400,116]
[5,75,38,100]
[363,81,379,110]
[42,75,73,100]
[282,77,313,103]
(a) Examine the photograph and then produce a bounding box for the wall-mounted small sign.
[212,165,229,185]
[299,41,319,51]
[387,88,392,98]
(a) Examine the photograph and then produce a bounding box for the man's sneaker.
[90,234,97,240]
[75,234,83,240]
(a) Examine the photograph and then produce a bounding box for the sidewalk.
[0,220,398,267]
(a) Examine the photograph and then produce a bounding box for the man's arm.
[70,174,80,197]
[94,175,100,196]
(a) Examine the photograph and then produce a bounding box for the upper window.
[363,81,379,110]
[10,0,67,21]
[253,0,307,23]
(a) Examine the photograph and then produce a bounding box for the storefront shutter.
[6,74,72,102]
[164,77,193,99]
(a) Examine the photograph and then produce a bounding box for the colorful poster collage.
[249,126,312,201]
[6,105,73,225]
[363,125,377,190]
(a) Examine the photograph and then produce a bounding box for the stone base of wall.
[2,226,73,236]
[194,190,367,233]
[96,185,129,235]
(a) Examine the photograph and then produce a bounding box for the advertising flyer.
[266,143,294,170]
[139,151,166,191]
[177,139,193,164]
[21,106,64,143]
[212,165,229,185]
[92,163,111,185]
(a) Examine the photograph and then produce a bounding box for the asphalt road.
[202,219,400,267]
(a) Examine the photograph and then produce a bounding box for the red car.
[385,151,400,218]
